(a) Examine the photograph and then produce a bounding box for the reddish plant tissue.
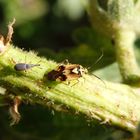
[0,18,15,54]
[9,96,21,126]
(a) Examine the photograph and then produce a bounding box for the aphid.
[0,18,15,54]
[14,63,40,71]
[11,57,41,72]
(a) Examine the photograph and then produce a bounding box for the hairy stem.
[114,29,140,83]
[0,45,140,132]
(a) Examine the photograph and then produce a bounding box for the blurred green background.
[0,0,134,139]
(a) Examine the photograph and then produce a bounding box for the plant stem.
[88,0,140,83]
[115,29,140,83]
[0,45,140,132]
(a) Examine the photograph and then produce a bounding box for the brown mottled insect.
[47,69,65,81]
[46,60,88,82]
[0,18,15,54]
[60,63,88,81]
[46,52,105,85]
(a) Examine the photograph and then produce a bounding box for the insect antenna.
[93,50,103,66]
[87,50,103,70]
[35,59,42,68]
[92,73,106,86]
[87,50,106,86]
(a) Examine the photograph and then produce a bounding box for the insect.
[0,18,15,54]
[11,57,41,72]
[45,59,88,82]
[14,63,40,71]
[60,63,88,80]
[45,52,105,85]
[47,64,87,81]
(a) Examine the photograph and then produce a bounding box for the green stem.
[115,29,140,83]
[1,45,140,132]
